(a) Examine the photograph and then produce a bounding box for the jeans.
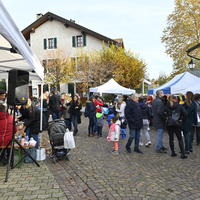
[126,129,140,150]
[183,132,192,151]
[88,116,95,134]
[65,118,72,130]
[51,112,60,120]
[94,116,97,133]
[140,119,150,143]
[121,128,127,139]
[72,115,78,132]
[97,126,103,137]
[156,129,164,150]
[26,127,39,149]
[167,126,184,154]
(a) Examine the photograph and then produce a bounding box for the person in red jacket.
[94,96,104,133]
[0,103,17,165]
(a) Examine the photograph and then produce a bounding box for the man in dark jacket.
[125,93,143,153]
[49,90,62,120]
[151,90,167,153]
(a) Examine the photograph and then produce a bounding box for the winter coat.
[69,101,82,124]
[96,112,104,126]
[106,114,115,125]
[49,94,62,113]
[120,118,127,129]
[181,102,195,133]
[194,100,200,127]
[94,99,103,112]
[115,101,126,117]
[85,100,96,117]
[0,112,17,146]
[151,96,165,129]
[63,99,71,119]
[138,102,151,120]
[125,100,143,129]
[107,120,121,141]
[42,99,49,116]
[159,101,188,127]
[18,99,46,136]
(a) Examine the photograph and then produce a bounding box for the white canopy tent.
[181,83,200,95]
[0,0,44,81]
[148,72,200,95]
[0,0,44,156]
[89,78,136,94]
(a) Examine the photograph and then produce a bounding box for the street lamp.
[189,59,195,70]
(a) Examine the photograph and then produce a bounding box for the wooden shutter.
[44,39,47,49]
[83,35,86,46]
[54,38,57,48]
[72,36,76,47]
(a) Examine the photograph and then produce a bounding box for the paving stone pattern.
[45,116,200,200]
[1,115,200,200]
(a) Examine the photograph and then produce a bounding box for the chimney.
[36,13,43,20]
[70,19,75,23]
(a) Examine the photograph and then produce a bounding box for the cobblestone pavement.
[1,115,200,200]
[45,116,200,200]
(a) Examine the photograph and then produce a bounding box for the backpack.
[84,105,89,118]
[167,110,180,127]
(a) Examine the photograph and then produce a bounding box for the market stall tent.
[0,0,44,155]
[89,78,136,94]
[181,82,200,95]
[0,0,44,81]
[148,72,200,95]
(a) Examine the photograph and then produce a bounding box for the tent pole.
[40,81,44,151]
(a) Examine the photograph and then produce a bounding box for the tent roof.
[148,72,200,95]
[0,0,44,81]
[89,78,135,95]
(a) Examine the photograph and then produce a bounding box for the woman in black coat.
[17,99,46,149]
[159,95,188,159]
[85,95,97,137]
[69,95,82,135]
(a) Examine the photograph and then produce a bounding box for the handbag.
[197,113,200,123]
[24,148,37,163]
[64,129,75,148]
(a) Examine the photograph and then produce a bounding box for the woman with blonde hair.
[159,95,188,159]
[182,91,197,154]
[63,94,72,131]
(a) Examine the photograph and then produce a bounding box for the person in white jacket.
[107,116,121,155]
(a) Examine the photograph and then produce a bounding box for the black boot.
[0,154,8,166]
[171,152,177,157]
[181,154,187,159]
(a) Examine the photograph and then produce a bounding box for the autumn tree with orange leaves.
[161,0,200,76]
[43,48,75,90]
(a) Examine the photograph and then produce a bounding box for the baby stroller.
[48,119,70,164]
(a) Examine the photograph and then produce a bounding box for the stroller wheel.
[53,157,57,164]
[49,153,54,158]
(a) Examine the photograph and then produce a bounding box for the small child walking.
[107,116,121,155]
[120,117,127,139]
[96,108,104,137]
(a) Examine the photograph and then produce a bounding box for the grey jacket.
[63,99,71,119]
[151,96,165,129]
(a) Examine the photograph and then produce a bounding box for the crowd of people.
[0,87,200,165]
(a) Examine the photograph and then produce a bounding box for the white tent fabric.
[89,78,135,94]
[148,72,200,95]
[0,0,44,153]
[0,0,44,81]
[181,83,200,95]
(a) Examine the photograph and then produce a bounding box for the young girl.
[107,116,121,155]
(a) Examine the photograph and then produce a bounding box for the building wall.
[30,19,107,61]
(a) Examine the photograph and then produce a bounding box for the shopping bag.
[64,129,75,149]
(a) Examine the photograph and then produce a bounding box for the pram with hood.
[48,119,70,164]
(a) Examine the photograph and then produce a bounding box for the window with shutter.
[83,35,86,46]
[54,38,57,49]
[72,36,76,47]
[44,39,47,49]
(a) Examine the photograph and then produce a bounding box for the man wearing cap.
[0,89,6,104]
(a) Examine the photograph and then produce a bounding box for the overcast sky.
[2,0,175,80]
